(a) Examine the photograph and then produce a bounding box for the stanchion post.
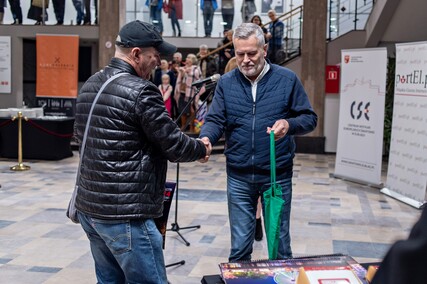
[10,111,31,171]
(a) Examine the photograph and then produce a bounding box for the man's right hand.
[199,137,212,163]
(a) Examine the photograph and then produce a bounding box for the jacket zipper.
[252,102,256,183]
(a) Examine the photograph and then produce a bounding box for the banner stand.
[334,48,387,186]
[381,188,425,209]
[333,174,383,189]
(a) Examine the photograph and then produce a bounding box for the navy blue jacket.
[200,63,317,183]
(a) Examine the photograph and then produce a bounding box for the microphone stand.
[167,83,216,247]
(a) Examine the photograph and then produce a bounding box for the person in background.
[267,9,284,64]
[251,15,269,42]
[221,0,234,32]
[224,56,237,74]
[74,20,210,284]
[0,0,6,24]
[199,23,317,261]
[372,207,427,284]
[83,0,98,25]
[175,53,202,133]
[173,51,185,67]
[27,0,48,25]
[241,0,256,22]
[159,73,173,117]
[153,59,176,92]
[146,0,163,34]
[8,0,22,24]
[200,0,217,37]
[167,0,181,37]
[198,44,217,79]
[52,0,65,25]
[71,0,84,25]
[218,29,234,74]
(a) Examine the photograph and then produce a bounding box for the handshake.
[199,137,212,163]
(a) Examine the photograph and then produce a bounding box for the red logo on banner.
[344,55,350,64]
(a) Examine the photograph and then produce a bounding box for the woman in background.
[27,0,48,25]
[175,54,202,132]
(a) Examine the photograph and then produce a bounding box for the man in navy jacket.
[200,23,317,261]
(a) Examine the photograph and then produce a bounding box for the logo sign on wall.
[36,34,79,116]
[381,42,427,208]
[334,48,387,185]
[0,36,11,94]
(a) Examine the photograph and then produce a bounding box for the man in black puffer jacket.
[74,21,210,284]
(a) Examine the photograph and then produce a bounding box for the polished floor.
[0,153,421,283]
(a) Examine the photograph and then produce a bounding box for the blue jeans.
[78,212,168,284]
[227,175,293,261]
[203,2,214,36]
[150,6,163,33]
[71,0,84,24]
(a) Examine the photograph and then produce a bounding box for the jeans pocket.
[91,218,132,255]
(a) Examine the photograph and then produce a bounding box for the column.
[98,0,126,69]
[301,0,327,139]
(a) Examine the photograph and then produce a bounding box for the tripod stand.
[167,83,216,247]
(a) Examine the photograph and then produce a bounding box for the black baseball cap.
[115,20,177,55]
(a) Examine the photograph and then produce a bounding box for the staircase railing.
[328,0,376,40]
[202,5,304,66]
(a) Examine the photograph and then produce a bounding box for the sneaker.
[255,218,263,241]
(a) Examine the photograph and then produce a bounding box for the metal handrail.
[328,0,376,40]
[201,5,304,60]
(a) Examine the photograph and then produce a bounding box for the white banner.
[334,48,387,185]
[0,36,11,94]
[382,42,427,208]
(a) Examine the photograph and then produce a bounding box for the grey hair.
[233,23,265,47]
[199,44,208,50]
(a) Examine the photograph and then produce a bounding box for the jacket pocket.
[91,218,132,255]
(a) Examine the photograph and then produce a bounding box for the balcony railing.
[328,0,376,40]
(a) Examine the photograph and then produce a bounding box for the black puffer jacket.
[74,58,206,220]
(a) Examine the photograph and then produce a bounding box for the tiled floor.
[0,153,421,283]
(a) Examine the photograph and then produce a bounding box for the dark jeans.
[84,0,97,24]
[71,0,84,24]
[170,9,180,35]
[150,5,163,33]
[227,175,293,261]
[78,211,168,284]
[8,0,22,23]
[268,44,283,64]
[203,1,214,36]
[52,0,65,23]
[222,9,234,31]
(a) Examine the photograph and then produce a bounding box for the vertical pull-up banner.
[381,42,427,209]
[36,34,79,116]
[334,48,387,186]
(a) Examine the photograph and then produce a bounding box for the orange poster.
[36,34,79,98]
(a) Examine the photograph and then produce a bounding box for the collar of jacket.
[108,57,139,77]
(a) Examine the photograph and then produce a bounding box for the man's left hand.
[267,119,289,141]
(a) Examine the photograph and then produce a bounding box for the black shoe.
[255,218,263,241]
[178,31,181,37]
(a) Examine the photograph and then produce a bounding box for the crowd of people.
[1,0,97,25]
[149,9,285,134]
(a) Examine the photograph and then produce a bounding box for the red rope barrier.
[0,119,13,128]
[27,119,74,138]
